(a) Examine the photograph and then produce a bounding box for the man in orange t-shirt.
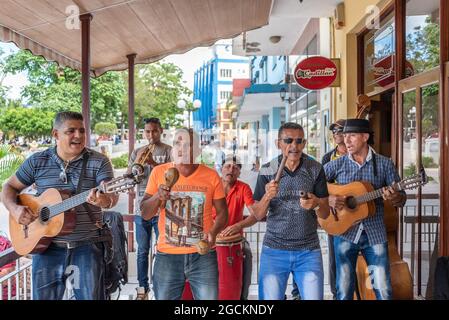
[140,128,228,300]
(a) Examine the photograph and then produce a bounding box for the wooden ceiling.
[0,0,272,76]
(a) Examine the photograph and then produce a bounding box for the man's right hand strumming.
[13,205,37,226]
[264,180,279,201]
[329,195,346,210]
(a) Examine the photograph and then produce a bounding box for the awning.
[236,83,306,123]
[0,0,272,77]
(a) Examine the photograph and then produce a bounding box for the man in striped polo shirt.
[251,122,330,300]
[1,111,118,300]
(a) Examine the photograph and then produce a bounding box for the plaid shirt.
[324,148,404,245]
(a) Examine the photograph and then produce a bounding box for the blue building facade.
[192,41,250,132]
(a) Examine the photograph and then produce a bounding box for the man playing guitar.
[1,111,118,300]
[324,118,406,300]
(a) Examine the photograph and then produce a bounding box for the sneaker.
[136,287,148,300]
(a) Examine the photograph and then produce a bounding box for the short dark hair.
[53,111,83,129]
[143,117,162,127]
[278,122,304,138]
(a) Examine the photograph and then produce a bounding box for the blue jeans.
[32,242,105,300]
[334,231,392,300]
[259,246,324,300]
[153,250,218,300]
[135,215,159,291]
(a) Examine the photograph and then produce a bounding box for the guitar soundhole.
[346,196,357,210]
[40,207,50,222]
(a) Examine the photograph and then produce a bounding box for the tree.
[405,18,440,139]
[94,122,117,137]
[0,107,54,139]
[3,50,126,128]
[123,62,191,128]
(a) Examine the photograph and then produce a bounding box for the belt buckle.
[66,242,76,249]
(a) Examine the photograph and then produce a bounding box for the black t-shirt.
[253,154,329,250]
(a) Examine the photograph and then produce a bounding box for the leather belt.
[51,235,111,249]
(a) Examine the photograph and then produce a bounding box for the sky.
[0,42,215,101]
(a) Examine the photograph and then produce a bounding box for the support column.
[127,53,136,253]
[439,0,449,256]
[80,14,92,146]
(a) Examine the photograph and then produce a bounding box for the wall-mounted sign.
[294,56,338,90]
[372,55,414,87]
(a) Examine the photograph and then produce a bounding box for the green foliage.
[111,153,129,169]
[125,62,192,128]
[2,50,191,134]
[3,50,126,128]
[422,156,438,168]
[0,107,54,139]
[0,144,24,191]
[94,122,117,137]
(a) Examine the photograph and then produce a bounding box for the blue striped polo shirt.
[15,147,114,242]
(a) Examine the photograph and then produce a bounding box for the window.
[220,91,232,100]
[223,124,230,130]
[220,69,232,78]
[222,111,230,120]
[363,10,395,94]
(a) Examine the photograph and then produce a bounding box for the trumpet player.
[127,117,172,300]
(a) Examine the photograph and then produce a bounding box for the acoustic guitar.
[9,172,142,255]
[318,168,428,235]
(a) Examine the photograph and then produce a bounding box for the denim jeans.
[153,250,218,300]
[135,215,159,291]
[334,231,392,300]
[32,242,105,300]
[259,245,324,300]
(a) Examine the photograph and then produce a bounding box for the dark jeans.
[135,215,159,291]
[32,242,105,300]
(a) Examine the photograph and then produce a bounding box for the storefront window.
[406,0,440,76]
[294,91,319,160]
[363,11,395,95]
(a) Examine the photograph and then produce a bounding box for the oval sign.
[294,56,337,90]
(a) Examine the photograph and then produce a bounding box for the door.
[398,67,440,298]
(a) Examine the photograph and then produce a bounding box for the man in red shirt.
[215,154,257,300]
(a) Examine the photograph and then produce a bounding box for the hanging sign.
[294,56,338,90]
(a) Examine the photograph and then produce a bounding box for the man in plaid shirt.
[324,119,406,300]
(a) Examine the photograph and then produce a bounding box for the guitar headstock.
[99,172,144,194]
[398,165,429,191]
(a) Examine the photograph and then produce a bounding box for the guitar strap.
[77,152,103,229]
[372,153,377,177]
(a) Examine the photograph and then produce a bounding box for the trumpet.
[131,143,156,177]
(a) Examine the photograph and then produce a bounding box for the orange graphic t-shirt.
[146,162,225,254]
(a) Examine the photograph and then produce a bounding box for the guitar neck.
[355,183,398,205]
[48,189,95,218]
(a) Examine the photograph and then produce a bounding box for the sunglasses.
[332,129,343,135]
[280,138,305,145]
[59,163,69,184]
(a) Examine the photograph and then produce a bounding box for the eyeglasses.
[280,138,305,145]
